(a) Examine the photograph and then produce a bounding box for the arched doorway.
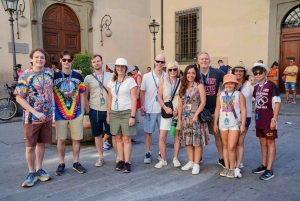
[280,5,300,93]
[42,4,81,68]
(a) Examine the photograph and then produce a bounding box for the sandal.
[285,99,289,103]
[292,100,296,104]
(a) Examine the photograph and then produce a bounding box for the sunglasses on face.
[62,58,72,63]
[168,68,178,72]
[253,71,264,76]
[155,60,165,64]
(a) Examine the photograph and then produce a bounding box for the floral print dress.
[180,85,210,146]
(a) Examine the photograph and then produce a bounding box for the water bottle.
[169,118,177,136]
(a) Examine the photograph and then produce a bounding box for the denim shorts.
[144,113,161,134]
[285,82,296,90]
[89,109,111,137]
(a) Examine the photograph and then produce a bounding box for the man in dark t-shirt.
[198,52,226,168]
[218,60,228,74]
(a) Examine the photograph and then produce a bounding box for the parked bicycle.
[0,84,18,120]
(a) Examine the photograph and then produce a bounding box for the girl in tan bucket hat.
[213,74,247,179]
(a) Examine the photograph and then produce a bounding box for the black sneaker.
[73,162,86,174]
[260,169,274,180]
[123,162,131,173]
[115,161,125,171]
[218,158,225,168]
[252,165,267,174]
[55,163,65,176]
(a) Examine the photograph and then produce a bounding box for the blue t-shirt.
[219,65,228,74]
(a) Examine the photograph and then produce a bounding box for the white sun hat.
[107,58,135,73]
[250,62,270,74]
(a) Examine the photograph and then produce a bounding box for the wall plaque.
[8,42,29,54]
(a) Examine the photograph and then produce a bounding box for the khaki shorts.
[109,110,136,136]
[23,120,52,147]
[55,114,84,140]
[207,115,220,137]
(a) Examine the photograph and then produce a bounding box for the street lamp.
[1,0,19,89]
[14,0,29,39]
[148,19,160,60]
[99,14,112,46]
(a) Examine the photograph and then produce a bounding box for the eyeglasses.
[168,68,178,72]
[155,60,165,64]
[62,58,72,63]
[253,71,264,76]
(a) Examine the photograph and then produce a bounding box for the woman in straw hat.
[232,61,254,178]
[214,74,246,179]
[106,58,137,173]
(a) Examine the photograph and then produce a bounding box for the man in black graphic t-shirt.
[198,52,225,168]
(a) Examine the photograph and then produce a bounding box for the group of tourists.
[15,48,281,188]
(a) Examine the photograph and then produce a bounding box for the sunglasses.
[253,71,264,76]
[168,68,178,72]
[155,60,165,64]
[62,58,72,63]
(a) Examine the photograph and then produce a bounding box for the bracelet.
[162,104,165,108]
[271,118,277,122]
[130,116,135,118]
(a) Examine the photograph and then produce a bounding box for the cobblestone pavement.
[0,96,299,201]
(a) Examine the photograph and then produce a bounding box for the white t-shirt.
[240,81,254,117]
[140,70,166,113]
[219,90,241,127]
[107,77,137,111]
[84,72,113,111]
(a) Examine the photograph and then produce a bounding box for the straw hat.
[107,58,135,73]
[250,63,270,74]
[232,61,247,72]
[223,74,239,86]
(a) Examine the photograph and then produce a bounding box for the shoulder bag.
[161,79,181,118]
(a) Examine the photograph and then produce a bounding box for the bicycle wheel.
[0,98,17,120]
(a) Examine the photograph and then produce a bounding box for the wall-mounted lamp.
[99,14,112,46]
[13,0,28,39]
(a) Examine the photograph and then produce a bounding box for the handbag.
[161,79,181,118]
[198,108,213,123]
[282,75,286,82]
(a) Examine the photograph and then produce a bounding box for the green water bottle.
[170,118,177,136]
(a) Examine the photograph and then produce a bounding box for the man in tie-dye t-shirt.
[14,48,52,187]
[53,50,87,176]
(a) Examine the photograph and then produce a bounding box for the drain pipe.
[161,0,164,50]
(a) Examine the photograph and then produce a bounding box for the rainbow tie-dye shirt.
[14,68,54,124]
[53,71,86,120]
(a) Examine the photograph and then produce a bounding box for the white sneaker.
[95,157,104,167]
[155,159,167,168]
[192,164,200,175]
[173,158,181,167]
[103,143,110,150]
[234,168,242,178]
[240,162,244,169]
[181,161,194,171]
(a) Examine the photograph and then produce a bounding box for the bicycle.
[0,84,18,120]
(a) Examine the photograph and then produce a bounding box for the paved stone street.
[0,98,300,201]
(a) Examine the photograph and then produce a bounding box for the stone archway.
[42,4,81,68]
[279,4,300,93]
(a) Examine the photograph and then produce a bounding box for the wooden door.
[280,28,300,93]
[42,4,81,69]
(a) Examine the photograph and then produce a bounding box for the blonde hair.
[166,60,180,77]
[197,51,210,60]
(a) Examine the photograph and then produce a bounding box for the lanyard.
[169,77,178,98]
[115,75,126,101]
[238,81,244,92]
[225,91,235,112]
[255,80,267,108]
[152,71,165,89]
[94,72,105,95]
[185,82,195,104]
[200,68,210,86]
[34,70,45,93]
[61,70,73,83]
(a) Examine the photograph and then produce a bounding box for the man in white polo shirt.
[140,54,167,164]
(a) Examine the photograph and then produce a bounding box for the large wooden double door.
[42,4,81,69]
[280,28,300,93]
